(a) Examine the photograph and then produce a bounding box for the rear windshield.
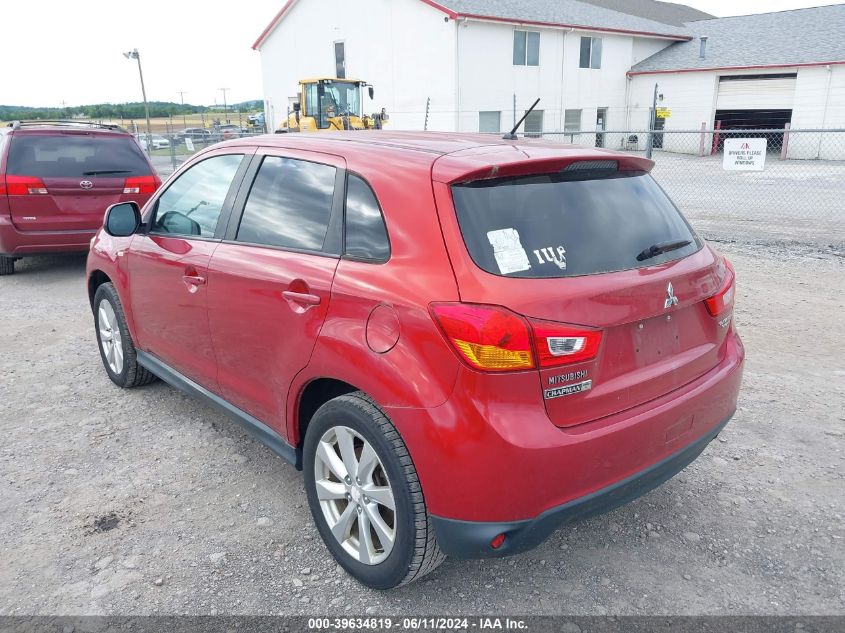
[6,133,151,178]
[451,171,701,278]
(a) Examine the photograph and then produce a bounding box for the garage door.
[716,74,797,110]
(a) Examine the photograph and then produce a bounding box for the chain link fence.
[149,124,845,249]
[531,128,845,248]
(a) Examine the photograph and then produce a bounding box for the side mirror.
[104,202,141,237]
[368,86,374,100]
[293,102,301,112]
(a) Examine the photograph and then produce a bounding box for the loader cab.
[303,79,363,129]
[280,78,387,133]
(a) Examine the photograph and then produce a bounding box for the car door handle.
[182,274,206,293]
[282,290,321,306]
[182,274,206,286]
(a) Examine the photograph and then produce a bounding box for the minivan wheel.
[303,392,445,589]
[0,256,14,276]
[93,282,157,388]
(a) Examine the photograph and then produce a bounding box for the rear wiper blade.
[83,169,131,175]
[636,239,692,262]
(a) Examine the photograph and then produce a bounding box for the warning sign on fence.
[723,138,767,171]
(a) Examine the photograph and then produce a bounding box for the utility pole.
[646,82,658,159]
[178,91,187,129]
[220,88,230,123]
[123,49,152,152]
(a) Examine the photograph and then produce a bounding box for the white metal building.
[253,1,845,157]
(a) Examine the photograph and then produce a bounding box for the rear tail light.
[431,303,602,372]
[705,259,735,317]
[530,320,603,368]
[431,303,535,371]
[4,175,49,195]
[123,175,159,195]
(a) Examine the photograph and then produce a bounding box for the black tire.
[303,392,445,589]
[0,256,15,276]
[93,282,157,388]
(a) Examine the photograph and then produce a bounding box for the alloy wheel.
[98,299,124,374]
[313,425,397,565]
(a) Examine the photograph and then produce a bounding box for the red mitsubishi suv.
[86,132,744,589]
[0,121,159,275]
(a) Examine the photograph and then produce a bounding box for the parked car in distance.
[212,124,250,141]
[0,120,160,275]
[86,131,744,589]
[135,134,171,151]
[178,128,212,144]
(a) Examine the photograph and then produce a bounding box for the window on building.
[513,30,540,66]
[564,109,582,132]
[345,174,390,262]
[479,111,501,134]
[237,156,336,252]
[334,42,346,79]
[524,109,544,138]
[579,36,602,69]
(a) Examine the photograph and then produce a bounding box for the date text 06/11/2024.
[306,617,529,630]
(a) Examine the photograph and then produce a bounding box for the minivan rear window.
[451,171,700,278]
[6,134,151,178]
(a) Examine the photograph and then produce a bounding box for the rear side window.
[451,171,700,278]
[237,156,336,251]
[6,133,151,178]
[344,174,389,262]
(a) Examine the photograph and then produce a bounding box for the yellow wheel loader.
[276,78,388,133]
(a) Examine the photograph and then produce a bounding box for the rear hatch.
[441,158,733,428]
[4,131,157,232]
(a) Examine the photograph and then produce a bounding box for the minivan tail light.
[123,175,159,195]
[530,320,602,368]
[5,175,49,195]
[705,259,735,317]
[431,303,535,371]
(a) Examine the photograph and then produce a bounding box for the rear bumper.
[387,330,744,557]
[0,216,94,256]
[431,412,731,558]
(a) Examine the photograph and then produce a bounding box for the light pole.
[124,49,152,152]
[178,91,187,130]
[220,88,230,123]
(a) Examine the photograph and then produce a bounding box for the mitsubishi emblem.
[664,282,679,309]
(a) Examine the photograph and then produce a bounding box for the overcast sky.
[1,0,840,107]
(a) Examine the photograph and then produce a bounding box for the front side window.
[513,30,539,66]
[345,174,389,262]
[237,156,336,251]
[150,154,243,238]
[579,36,602,69]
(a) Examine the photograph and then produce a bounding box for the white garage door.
[716,76,797,110]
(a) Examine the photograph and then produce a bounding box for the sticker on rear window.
[532,246,567,270]
[487,228,532,275]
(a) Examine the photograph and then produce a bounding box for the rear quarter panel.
[287,148,462,444]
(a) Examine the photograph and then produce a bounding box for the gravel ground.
[0,242,843,616]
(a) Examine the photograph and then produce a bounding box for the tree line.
[0,100,263,121]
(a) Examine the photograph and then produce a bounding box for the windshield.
[310,81,362,128]
[451,171,701,278]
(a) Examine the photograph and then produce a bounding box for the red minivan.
[86,132,744,589]
[0,121,160,275]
